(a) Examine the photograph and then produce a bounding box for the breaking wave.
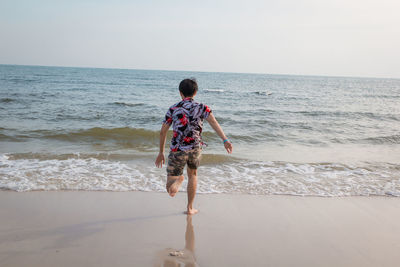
[0,127,160,144]
[3,152,237,165]
[0,127,254,145]
[2,126,400,147]
[1,154,399,196]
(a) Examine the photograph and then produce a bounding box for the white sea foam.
[0,155,162,192]
[204,89,225,93]
[1,154,399,196]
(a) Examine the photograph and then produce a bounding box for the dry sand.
[0,191,399,267]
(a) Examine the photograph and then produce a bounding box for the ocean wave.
[0,98,16,103]
[252,91,273,96]
[26,127,160,142]
[332,134,400,145]
[210,116,237,125]
[6,78,40,83]
[1,154,399,196]
[1,127,255,146]
[4,152,238,165]
[0,134,20,142]
[204,89,225,93]
[112,102,147,107]
[3,125,400,147]
[4,152,143,161]
[0,127,162,151]
[0,154,149,192]
[198,161,400,196]
[360,134,400,144]
[362,94,400,99]
[34,73,63,77]
[290,110,400,121]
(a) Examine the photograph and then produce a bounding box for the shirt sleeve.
[202,104,212,119]
[162,108,173,125]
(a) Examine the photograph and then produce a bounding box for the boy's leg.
[185,148,201,214]
[166,151,186,197]
[185,167,198,215]
[166,175,184,197]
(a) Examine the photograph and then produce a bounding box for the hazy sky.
[1,0,399,78]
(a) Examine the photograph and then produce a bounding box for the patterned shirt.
[163,97,212,152]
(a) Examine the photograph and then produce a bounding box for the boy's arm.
[206,113,233,154]
[155,123,170,168]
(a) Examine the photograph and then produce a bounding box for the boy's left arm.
[155,123,170,168]
[206,113,233,154]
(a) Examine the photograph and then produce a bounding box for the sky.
[0,0,399,78]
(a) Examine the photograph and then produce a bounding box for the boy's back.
[163,97,211,152]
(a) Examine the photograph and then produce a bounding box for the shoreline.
[2,188,399,198]
[1,191,400,266]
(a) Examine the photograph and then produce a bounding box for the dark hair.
[179,78,198,97]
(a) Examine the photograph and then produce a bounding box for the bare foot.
[184,208,199,215]
[167,176,184,197]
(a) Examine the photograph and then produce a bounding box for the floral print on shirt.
[163,97,212,152]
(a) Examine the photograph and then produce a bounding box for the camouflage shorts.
[167,148,202,176]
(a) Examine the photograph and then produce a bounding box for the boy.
[155,78,233,215]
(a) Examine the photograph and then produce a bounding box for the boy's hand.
[224,141,233,154]
[155,153,165,168]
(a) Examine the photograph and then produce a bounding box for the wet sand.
[0,191,400,266]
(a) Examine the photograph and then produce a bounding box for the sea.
[1,64,399,196]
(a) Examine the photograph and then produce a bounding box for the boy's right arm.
[155,123,170,168]
[206,113,233,154]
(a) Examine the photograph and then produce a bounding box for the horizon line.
[1,63,398,80]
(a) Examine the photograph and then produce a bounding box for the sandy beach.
[0,191,399,266]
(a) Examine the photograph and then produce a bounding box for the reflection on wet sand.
[154,215,197,267]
